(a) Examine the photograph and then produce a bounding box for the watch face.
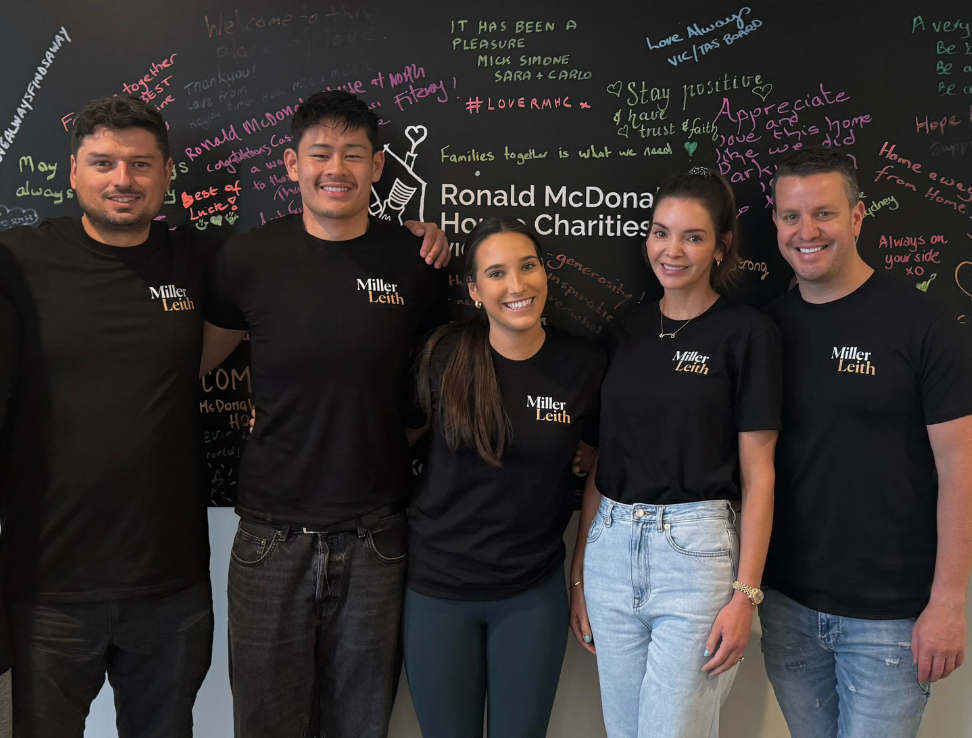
[753,590,765,605]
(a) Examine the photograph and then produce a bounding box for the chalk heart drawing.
[955,261,972,300]
[405,125,428,148]
[606,81,623,97]
[751,84,773,101]
[684,141,698,157]
[617,125,630,138]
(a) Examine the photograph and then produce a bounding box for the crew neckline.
[71,217,163,258]
[793,271,879,311]
[296,214,380,251]
[654,295,726,327]
[490,329,553,370]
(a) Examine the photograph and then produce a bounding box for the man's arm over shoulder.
[404,220,451,268]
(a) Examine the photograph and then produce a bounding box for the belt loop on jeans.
[656,505,665,532]
[727,501,738,526]
[355,518,367,539]
[604,500,614,527]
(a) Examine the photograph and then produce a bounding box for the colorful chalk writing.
[910,15,972,96]
[876,142,972,216]
[645,7,763,66]
[6,1,972,508]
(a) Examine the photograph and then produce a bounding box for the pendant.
[659,332,674,338]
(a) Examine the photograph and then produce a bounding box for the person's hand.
[569,584,596,655]
[701,593,754,678]
[572,441,597,475]
[912,600,966,682]
[404,220,451,268]
[248,405,255,434]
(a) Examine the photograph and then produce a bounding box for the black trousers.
[227,510,408,738]
[8,580,214,738]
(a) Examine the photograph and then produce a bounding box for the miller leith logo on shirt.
[832,346,876,375]
[356,277,404,305]
[527,395,570,423]
[673,350,709,375]
[149,284,194,312]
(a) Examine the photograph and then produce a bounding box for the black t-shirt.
[596,297,782,506]
[206,215,443,527]
[408,328,605,600]
[764,273,972,619]
[0,218,215,602]
[0,293,18,671]
[0,293,17,429]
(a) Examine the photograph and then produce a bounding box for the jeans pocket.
[231,521,280,566]
[586,510,605,544]
[664,517,732,558]
[365,511,408,563]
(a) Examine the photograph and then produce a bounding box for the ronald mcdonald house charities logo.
[149,284,195,311]
[356,277,404,305]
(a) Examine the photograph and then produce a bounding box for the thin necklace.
[658,296,718,339]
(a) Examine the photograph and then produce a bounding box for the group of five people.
[0,90,970,738]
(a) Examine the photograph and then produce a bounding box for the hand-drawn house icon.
[370,125,427,224]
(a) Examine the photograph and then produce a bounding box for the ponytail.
[417,318,509,466]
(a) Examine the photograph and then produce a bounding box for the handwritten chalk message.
[0,27,72,169]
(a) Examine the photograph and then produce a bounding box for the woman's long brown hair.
[416,217,544,466]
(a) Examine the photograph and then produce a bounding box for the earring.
[715,258,722,267]
[474,300,482,309]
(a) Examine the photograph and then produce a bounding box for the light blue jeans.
[584,497,740,738]
[759,588,930,738]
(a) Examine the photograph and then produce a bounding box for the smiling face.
[467,232,547,338]
[646,197,726,291]
[773,172,865,286]
[70,126,172,238]
[284,120,383,234]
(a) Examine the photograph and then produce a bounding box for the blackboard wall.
[1,1,970,504]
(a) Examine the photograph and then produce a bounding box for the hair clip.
[689,166,710,176]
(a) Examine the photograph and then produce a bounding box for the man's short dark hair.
[771,148,859,209]
[71,96,169,161]
[291,90,380,153]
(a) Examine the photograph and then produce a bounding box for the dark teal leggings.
[402,571,568,738]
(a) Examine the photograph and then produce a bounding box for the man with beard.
[0,95,450,737]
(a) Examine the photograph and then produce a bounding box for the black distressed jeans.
[8,580,214,738]
[227,510,408,738]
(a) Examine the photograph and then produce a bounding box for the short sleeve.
[416,269,450,341]
[0,292,20,428]
[734,324,783,432]
[580,351,607,447]
[920,317,972,425]
[404,328,455,430]
[205,242,249,330]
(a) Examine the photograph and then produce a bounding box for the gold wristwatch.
[732,581,764,606]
